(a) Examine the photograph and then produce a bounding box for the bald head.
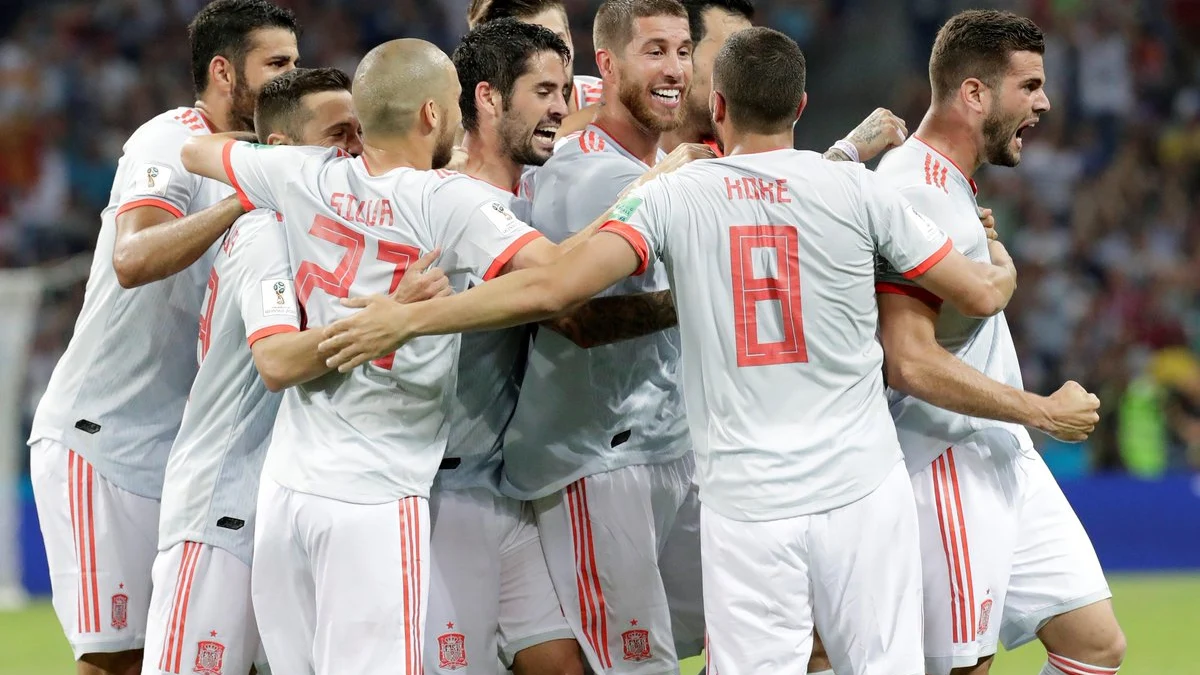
[353,39,460,139]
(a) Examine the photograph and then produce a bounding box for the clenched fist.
[1039,381,1101,442]
[844,108,908,162]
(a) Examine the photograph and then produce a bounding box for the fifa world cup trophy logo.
[146,166,159,188]
[273,281,286,305]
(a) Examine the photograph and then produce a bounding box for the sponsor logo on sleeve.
[134,163,172,197]
[261,278,298,317]
[611,195,643,222]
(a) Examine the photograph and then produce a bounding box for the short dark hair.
[470,0,564,25]
[929,10,1045,101]
[254,67,351,140]
[713,27,805,134]
[682,0,754,44]
[453,19,571,132]
[594,0,689,52]
[188,0,299,95]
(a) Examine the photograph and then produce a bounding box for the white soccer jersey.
[573,75,603,110]
[436,177,532,495]
[158,210,300,566]
[874,137,1034,471]
[221,141,543,504]
[600,148,953,521]
[502,124,689,500]
[29,107,232,498]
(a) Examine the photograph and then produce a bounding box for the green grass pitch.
[1,574,1194,674]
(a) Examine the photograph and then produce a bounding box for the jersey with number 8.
[599,149,953,522]
[220,141,543,504]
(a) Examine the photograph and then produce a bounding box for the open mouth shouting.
[1014,117,1039,149]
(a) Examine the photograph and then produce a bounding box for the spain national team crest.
[194,639,225,675]
[110,593,128,630]
[437,632,468,670]
[978,599,993,636]
[622,623,651,662]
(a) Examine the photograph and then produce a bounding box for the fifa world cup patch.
[437,627,468,670]
[621,620,651,662]
[133,163,173,197]
[195,637,226,675]
[611,195,643,222]
[260,278,298,318]
[479,201,522,236]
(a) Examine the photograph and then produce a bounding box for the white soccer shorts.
[425,487,575,673]
[251,475,429,675]
[143,541,266,675]
[30,439,158,659]
[534,453,704,675]
[912,437,1112,675]
[702,461,925,675]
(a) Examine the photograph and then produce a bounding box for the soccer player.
[467,0,603,112]
[26,2,297,672]
[317,26,1026,675]
[179,38,697,674]
[873,10,1124,675]
[428,20,582,674]
[143,66,437,675]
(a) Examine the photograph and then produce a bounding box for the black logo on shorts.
[216,517,245,531]
[75,419,101,434]
[611,429,632,448]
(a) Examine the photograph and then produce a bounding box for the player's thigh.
[250,477,315,675]
[31,440,157,659]
[426,488,501,674]
[911,444,1020,675]
[701,503,814,675]
[658,479,703,660]
[304,493,430,675]
[1001,452,1117,654]
[498,499,579,671]
[534,470,676,674]
[810,461,924,675]
[143,542,259,675]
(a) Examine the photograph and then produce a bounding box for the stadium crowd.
[3,0,1199,477]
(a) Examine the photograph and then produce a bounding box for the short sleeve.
[222,141,333,214]
[114,119,202,219]
[596,176,671,277]
[228,212,301,346]
[428,178,544,281]
[861,171,952,282]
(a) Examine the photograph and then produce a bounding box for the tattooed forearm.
[542,290,677,348]
[823,147,854,162]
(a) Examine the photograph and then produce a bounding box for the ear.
[596,49,616,81]
[711,90,726,125]
[208,55,235,96]
[795,91,808,120]
[421,98,439,132]
[475,81,500,122]
[265,132,290,146]
[961,77,987,114]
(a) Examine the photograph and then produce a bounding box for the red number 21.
[295,214,420,369]
[729,224,808,368]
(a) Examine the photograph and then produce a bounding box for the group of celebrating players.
[27,0,1130,674]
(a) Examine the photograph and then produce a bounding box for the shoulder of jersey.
[162,107,217,135]
[219,209,281,260]
[877,142,956,195]
[554,128,612,157]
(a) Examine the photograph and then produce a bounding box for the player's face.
[231,27,300,131]
[498,51,571,166]
[682,8,751,141]
[433,81,464,170]
[982,50,1050,167]
[523,7,575,71]
[614,16,692,133]
[296,90,364,156]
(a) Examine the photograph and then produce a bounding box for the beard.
[680,90,716,143]
[498,110,552,167]
[230,70,258,133]
[983,108,1022,167]
[616,70,682,133]
[431,124,456,170]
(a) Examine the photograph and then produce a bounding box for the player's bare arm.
[823,107,908,163]
[320,230,640,372]
[910,241,1017,318]
[555,103,599,139]
[878,292,1100,441]
[542,289,676,348]
[113,195,245,288]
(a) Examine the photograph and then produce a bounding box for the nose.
[663,51,687,82]
[550,90,568,120]
[1035,89,1051,114]
[347,131,364,157]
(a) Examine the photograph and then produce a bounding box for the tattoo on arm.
[823,147,854,162]
[543,290,677,348]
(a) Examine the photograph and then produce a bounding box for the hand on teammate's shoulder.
[656,142,717,174]
[844,107,908,163]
